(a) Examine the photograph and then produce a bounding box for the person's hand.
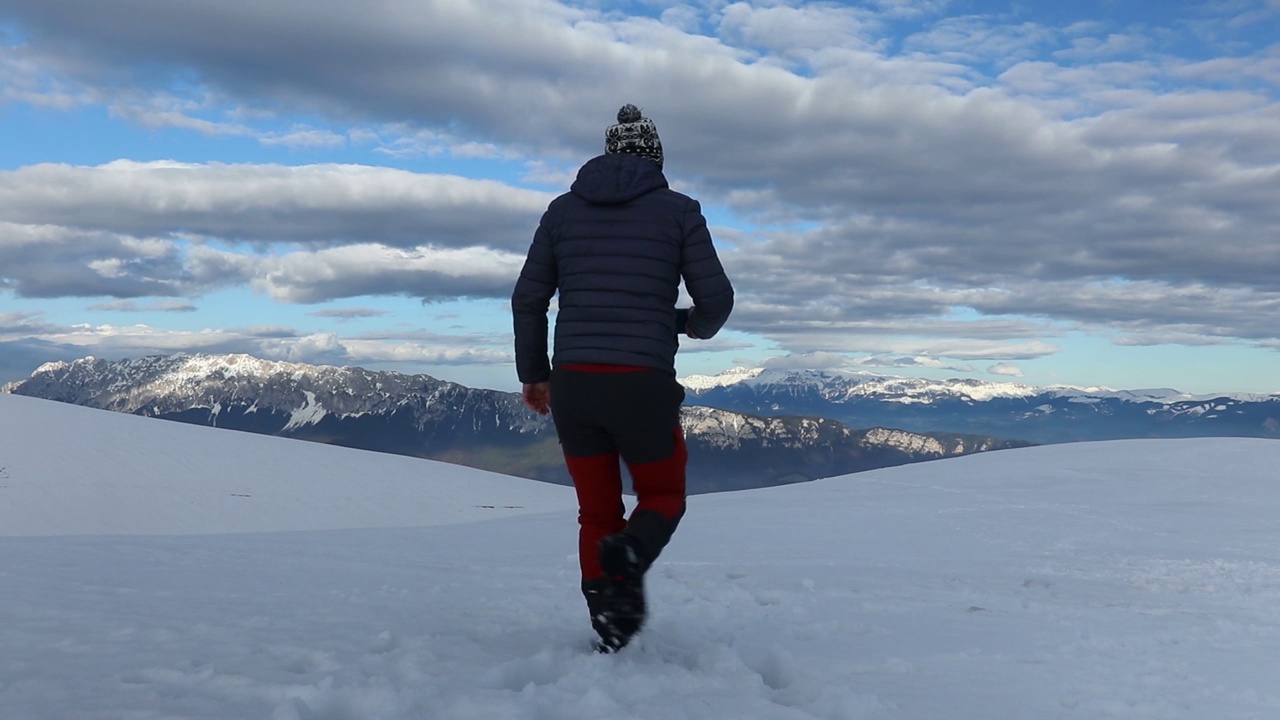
[676,307,700,339]
[522,381,552,415]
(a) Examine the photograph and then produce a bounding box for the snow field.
[3,393,1280,718]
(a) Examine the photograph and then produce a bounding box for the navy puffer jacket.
[512,153,734,383]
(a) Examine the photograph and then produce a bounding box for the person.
[511,104,734,652]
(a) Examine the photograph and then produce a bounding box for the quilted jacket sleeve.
[679,199,734,340]
[511,212,558,383]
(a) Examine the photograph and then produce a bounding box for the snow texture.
[3,392,1280,719]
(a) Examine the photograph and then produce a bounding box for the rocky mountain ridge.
[682,367,1280,443]
[3,354,1026,492]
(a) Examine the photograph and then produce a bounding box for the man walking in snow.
[511,104,734,652]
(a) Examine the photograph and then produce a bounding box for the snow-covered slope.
[3,393,1280,719]
[0,392,573,536]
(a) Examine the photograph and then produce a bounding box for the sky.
[2,0,1280,394]
[5,392,1280,717]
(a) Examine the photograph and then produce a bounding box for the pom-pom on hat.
[605,104,663,169]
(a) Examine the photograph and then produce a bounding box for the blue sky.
[2,0,1280,394]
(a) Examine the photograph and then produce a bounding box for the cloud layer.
[3,0,1280,380]
[0,162,541,301]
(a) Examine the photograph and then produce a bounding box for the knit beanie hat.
[605,104,663,170]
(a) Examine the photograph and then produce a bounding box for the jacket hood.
[570,153,668,205]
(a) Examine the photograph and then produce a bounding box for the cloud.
[0,0,616,154]
[0,311,58,335]
[5,0,1280,368]
[307,307,389,321]
[0,224,527,306]
[0,321,512,383]
[260,126,348,148]
[987,363,1025,378]
[965,280,1280,343]
[760,351,857,370]
[858,355,976,372]
[1223,0,1280,26]
[106,92,256,136]
[250,244,526,304]
[0,223,193,299]
[0,162,550,250]
[902,16,1058,67]
[755,351,979,373]
[717,3,881,55]
[724,301,1063,362]
[340,340,512,366]
[0,162,550,304]
[88,300,198,312]
[1053,33,1151,62]
[0,339,91,384]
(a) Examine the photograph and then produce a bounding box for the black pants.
[550,368,687,580]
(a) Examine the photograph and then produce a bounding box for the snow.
[4,393,1280,719]
[861,427,946,455]
[282,389,329,431]
[680,366,765,391]
[0,394,572,536]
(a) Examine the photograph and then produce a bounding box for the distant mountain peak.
[676,365,1280,445]
[680,366,1272,405]
[681,366,1044,403]
[5,352,1029,493]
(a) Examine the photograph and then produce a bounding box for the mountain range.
[682,367,1280,444]
[1,354,1024,493]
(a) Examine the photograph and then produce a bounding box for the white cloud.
[902,16,1057,68]
[0,161,550,250]
[987,363,1025,378]
[1053,33,1150,62]
[5,0,1280,372]
[718,2,879,54]
[0,319,514,381]
[251,244,526,303]
[341,340,511,365]
[760,351,856,371]
[260,126,348,148]
[0,311,59,335]
[108,98,254,136]
[859,355,976,372]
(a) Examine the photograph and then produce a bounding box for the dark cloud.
[0,224,240,299]
[0,311,60,335]
[0,339,91,385]
[0,227,188,298]
[1,0,619,152]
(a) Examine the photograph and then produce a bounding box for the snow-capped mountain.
[682,367,1280,443]
[2,354,1023,492]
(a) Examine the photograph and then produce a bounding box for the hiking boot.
[593,533,648,652]
[582,578,626,652]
